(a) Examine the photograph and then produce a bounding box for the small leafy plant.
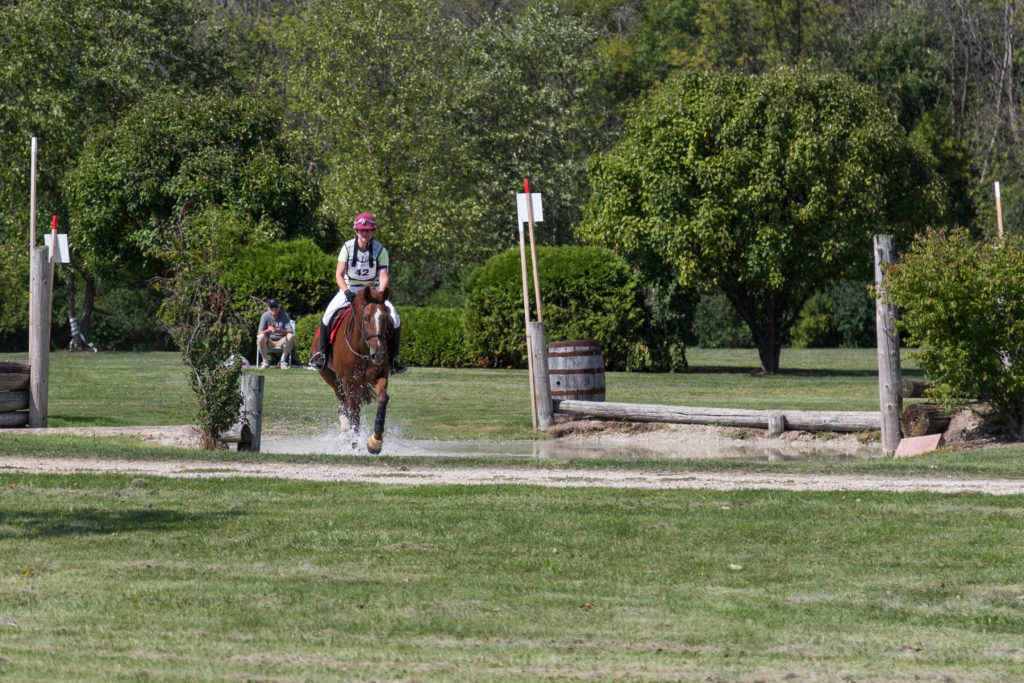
[885,227,1024,438]
[150,208,250,449]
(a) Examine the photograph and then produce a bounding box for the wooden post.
[995,181,1004,239]
[524,179,544,323]
[767,413,786,437]
[518,212,537,430]
[28,246,52,428]
[529,322,553,428]
[874,234,902,455]
[239,374,264,452]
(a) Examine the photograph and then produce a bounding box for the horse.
[312,286,392,453]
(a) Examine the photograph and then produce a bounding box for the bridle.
[343,299,387,363]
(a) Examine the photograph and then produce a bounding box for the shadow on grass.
[686,366,926,378]
[0,507,243,540]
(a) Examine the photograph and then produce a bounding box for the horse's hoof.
[367,433,383,454]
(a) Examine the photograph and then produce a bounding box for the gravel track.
[3,456,1024,495]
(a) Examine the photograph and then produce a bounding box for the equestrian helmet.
[353,212,376,231]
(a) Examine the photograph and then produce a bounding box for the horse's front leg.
[366,376,390,454]
[340,378,362,448]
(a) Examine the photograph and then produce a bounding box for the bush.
[464,246,645,370]
[690,291,754,348]
[293,314,319,365]
[399,307,472,368]
[220,239,337,321]
[791,293,841,348]
[827,280,876,348]
[885,227,1024,437]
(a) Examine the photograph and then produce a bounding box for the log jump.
[553,400,880,433]
[0,361,30,428]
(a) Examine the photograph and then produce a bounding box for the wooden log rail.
[553,400,881,433]
[0,361,30,427]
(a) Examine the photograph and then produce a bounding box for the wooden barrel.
[548,340,605,402]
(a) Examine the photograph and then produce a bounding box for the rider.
[310,212,407,374]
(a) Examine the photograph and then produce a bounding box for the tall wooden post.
[518,205,537,430]
[529,322,553,428]
[239,374,264,452]
[28,247,52,428]
[874,234,902,455]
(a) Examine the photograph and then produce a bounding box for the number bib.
[341,239,387,286]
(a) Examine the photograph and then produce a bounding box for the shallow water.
[260,430,881,461]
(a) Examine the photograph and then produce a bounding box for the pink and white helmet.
[353,212,376,231]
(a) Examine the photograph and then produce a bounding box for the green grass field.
[3,349,1024,681]
[15,347,922,436]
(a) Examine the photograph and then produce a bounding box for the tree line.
[0,0,1019,371]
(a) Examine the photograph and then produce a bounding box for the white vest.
[342,238,385,286]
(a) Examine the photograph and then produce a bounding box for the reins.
[342,299,387,362]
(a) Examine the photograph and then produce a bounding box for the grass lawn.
[8,347,921,436]
[2,472,1023,681]
[3,349,1023,680]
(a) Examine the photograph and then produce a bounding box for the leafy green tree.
[65,92,323,284]
[0,0,229,346]
[580,67,949,373]
[287,0,607,302]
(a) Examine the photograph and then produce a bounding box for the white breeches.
[322,286,400,328]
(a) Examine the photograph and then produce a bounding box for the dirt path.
[3,455,1024,494]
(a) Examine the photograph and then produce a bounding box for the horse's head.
[355,286,390,366]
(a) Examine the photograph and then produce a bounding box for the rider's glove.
[344,289,356,303]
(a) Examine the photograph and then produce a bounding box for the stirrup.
[310,351,326,370]
[391,357,408,375]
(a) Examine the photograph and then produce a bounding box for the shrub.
[885,227,1024,437]
[791,293,841,348]
[220,239,337,321]
[293,314,319,365]
[827,279,876,348]
[399,307,472,368]
[690,291,754,348]
[464,246,645,370]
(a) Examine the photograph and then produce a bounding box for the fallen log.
[0,411,28,428]
[900,403,952,438]
[0,371,29,392]
[0,361,29,373]
[218,422,253,446]
[898,379,934,399]
[0,389,29,412]
[553,400,880,433]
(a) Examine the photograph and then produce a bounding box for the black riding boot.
[388,326,407,375]
[311,322,330,369]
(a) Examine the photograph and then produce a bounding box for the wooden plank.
[554,400,880,432]
[0,411,28,428]
[0,373,30,391]
[0,361,30,373]
[0,390,29,412]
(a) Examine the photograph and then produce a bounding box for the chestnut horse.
[312,286,391,453]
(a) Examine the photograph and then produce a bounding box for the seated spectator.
[256,298,294,369]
